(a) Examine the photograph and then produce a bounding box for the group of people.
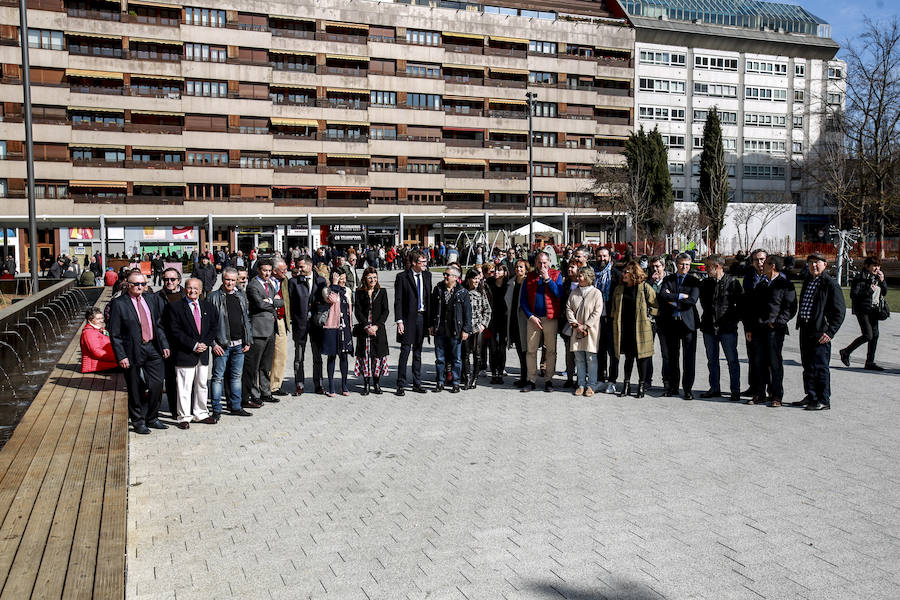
[82,241,886,435]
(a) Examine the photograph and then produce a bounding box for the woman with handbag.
[610,261,658,398]
[565,266,603,396]
[353,267,389,395]
[840,257,889,371]
[321,270,353,396]
[461,268,492,390]
[487,264,510,384]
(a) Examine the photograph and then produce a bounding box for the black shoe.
[617,382,631,397]
[729,393,741,402]
[263,396,279,403]
[242,400,263,409]
[562,380,574,389]
[662,388,675,397]
[211,413,221,423]
[147,419,168,430]
[635,382,646,398]
[699,390,721,398]
[790,395,811,407]
[520,382,536,393]
[395,388,405,397]
[229,408,253,416]
[740,388,755,398]
[513,379,526,388]
[433,383,444,393]
[373,383,382,395]
[450,385,461,393]
[134,424,151,435]
[839,348,850,367]
[544,381,554,393]
[411,385,427,394]
[804,403,830,411]
[683,391,694,400]
[272,389,288,397]
[361,382,370,396]
[864,363,885,371]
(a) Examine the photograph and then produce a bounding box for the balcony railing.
[443,138,483,147]
[444,170,484,178]
[443,43,483,55]
[487,109,527,120]
[318,165,367,175]
[124,122,182,134]
[270,63,316,73]
[273,165,317,173]
[316,31,366,44]
[270,28,315,40]
[72,159,123,167]
[124,160,183,169]
[485,78,526,89]
[66,7,120,21]
[596,116,631,126]
[317,66,367,77]
[443,75,484,86]
[444,107,485,117]
[70,85,123,96]
[484,46,526,58]
[485,171,527,179]
[68,47,123,59]
[121,13,180,26]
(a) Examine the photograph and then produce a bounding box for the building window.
[827,93,843,105]
[528,71,556,84]
[27,29,64,50]
[407,94,441,110]
[370,91,396,106]
[532,193,556,207]
[662,135,685,149]
[693,83,737,97]
[185,80,227,97]
[792,115,803,128]
[673,189,684,200]
[405,30,440,46]
[744,139,785,154]
[745,60,787,75]
[745,87,787,101]
[828,67,843,79]
[792,141,802,154]
[531,102,557,117]
[370,125,397,139]
[534,132,557,146]
[529,40,557,54]
[639,78,685,94]
[639,106,685,121]
[793,90,805,103]
[639,51,685,66]
[743,165,785,179]
[532,163,556,176]
[406,63,441,78]
[185,7,225,27]
[186,151,227,165]
[669,162,684,175]
[185,43,226,62]
[795,64,805,77]
[693,110,737,124]
[694,55,737,71]
[745,113,787,127]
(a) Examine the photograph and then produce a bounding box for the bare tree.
[731,203,793,254]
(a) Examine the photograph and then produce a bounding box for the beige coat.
[611,282,658,359]
[565,285,604,352]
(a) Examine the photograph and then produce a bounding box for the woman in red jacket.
[80,307,118,373]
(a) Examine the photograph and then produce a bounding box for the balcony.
[444,75,484,86]
[315,31,367,44]
[444,107,485,117]
[316,66,368,77]
[72,121,123,132]
[487,109,527,120]
[596,87,633,97]
[121,13,180,27]
[273,165,317,173]
[72,159,123,167]
[126,195,184,205]
[484,47,526,59]
[318,165,367,175]
[124,160,183,169]
[485,171,527,180]
[596,116,631,126]
[443,138,483,148]
[485,78,526,89]
[270,28,315,40]
[70,85,123,96]
[68,47,123,59]
[66,7,120,21]
[443,43,482,55]
[444,170,484,179]
[123,123,182,134]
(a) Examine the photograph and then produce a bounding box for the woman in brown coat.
[611,261,658,398]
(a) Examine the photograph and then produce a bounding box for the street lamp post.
[18,0,38,291]
[525,91,537,249]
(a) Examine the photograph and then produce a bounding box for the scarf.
[596,262,613,304]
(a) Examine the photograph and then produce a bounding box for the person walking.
[207,267,253,418]
[107,269,170,434]
[657,253,701,400]
[520,252,563,392]
[794,253,845,410]
[487,264,510,384]
[429,266,471,393]
[353,268,389,395]
[461,268,491,390]
[565,267,603,396]
[288,257,327,395]
[698,254,744,401]
[243,259,280,408]
[840,257,888,371]
[163,278,219,429]
[321,271,353,396]
[394,250,432,395]
[610,261,658,398]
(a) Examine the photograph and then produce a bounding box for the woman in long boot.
[353,268,389,394]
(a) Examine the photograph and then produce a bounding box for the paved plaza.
[126,274,900,600]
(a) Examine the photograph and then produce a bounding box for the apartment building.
[618,0,845,240]
[0,0,634,261]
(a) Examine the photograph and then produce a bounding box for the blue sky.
[807,0,898,49]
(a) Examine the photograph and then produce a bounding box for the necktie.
[265,280,270,296]
[304,277,310,292]
[192,301,202,333]
[416,273,423,311]
[137,298,152,342]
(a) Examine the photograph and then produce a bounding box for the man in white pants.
[162,278,219,429]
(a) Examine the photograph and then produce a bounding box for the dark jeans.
[650,322,669,388]
[293,333,323,391]
[125,342,164,428]
[844,311,880,364]
[397,313,425,388]
[243,333,275,402]
[434,334,462,385]
[749,327,786,400]
[799,328,832,406]
[664,320,697,393]
[703,330,740,395]
[745,326,761,394]
[597,316,619,383]
[561,334,575,382]
[488,329,508,376]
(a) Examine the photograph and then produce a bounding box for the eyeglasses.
[163,277,178,282]
[128,281,146,287]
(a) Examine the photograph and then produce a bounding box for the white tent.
[510,221,561,236]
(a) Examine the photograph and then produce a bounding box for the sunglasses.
[128,282,146,287]
[163,277,179,282]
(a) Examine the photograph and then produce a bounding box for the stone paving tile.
[127,274,900,599]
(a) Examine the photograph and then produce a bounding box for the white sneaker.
[605,383,617,394]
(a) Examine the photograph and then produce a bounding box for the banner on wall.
[143,227,165,240]
[69,227,94,240]
[172,226,195,240]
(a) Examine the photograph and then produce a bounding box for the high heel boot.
[635,382,646,398]
[617,382,631,397]
[372,378,382,394]
[361,378,370,396]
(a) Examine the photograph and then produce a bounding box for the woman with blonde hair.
[565,266,604,396]
[610,261,658,398]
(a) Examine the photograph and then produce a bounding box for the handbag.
[877,297,891,321]
[314,307,329,327]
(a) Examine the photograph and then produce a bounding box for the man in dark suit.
[394,250,432,395]
[741,249,768,398]
[657,253,701,400]
[163,278,219,429]
[242,259,282,407]
[288,256,327,395]
[794,253,845,410]
[593,246,622,393]
[107,269,170,434]
[155,267,185,418]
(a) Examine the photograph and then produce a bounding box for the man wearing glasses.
[657,253,701,400]
[156,267,185,417]
[394,250,432,395]
[108,269,171,435]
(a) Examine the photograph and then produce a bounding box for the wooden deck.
[0,288,126,599]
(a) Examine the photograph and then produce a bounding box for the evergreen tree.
[697,107,730,251]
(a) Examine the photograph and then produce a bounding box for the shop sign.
[107,226,125,240]
[433,222,483,229]
[332,224,365,233]
[69,227,94,240]
[331,233,364,243]
[286,227,309,236]
[367,227,396,235]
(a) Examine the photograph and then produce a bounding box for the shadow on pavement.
[526,579,665,600]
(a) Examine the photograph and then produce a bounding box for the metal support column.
[207,214,213,253]
[399,213,404,246]
[307,213,314,254]
[99,214,106,269]
[525,91,536,250]
[18,0,38,290]
[563,213,569,246]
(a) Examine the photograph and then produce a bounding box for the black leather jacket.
[699,273,743,334]
[206,288,253,347]
[430,283,472,339]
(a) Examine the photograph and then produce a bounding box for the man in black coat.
[163,278,219,428]
[657,253,701,399]
[741,249,768,398]
[592,246,622,393]
[107,269,170,434]
[288,256,327,395]
[193,254,217,298]
[794,253,845,410]
[243,259,281,406]
[429,266,472,393]
[394,250,432,395]
[699,254,744,401]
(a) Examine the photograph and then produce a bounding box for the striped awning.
[489,35,528,44]
[131,110,184,116]
[70,180,127,188]
[442,31,483,40]
[442,64,485,71]
[270,83,316,90]
[131,146,183,151]
[69,143,125,149]
[129,37,182,45]
[327,154,369,159]
[327,120,369,126]
[325,54,369,61]
[128,1,178,8]
[271,117,318,126]
[488,129,527,135]
[270,49,316,56]
[324,22,368,30]
[599,76,633,83]
[130,73,184,81]
[64,32,120,39]
[326,187,370,192]
[489,160,528,164]
[443,158,486,165]
[271,14,315,22]
[443,189,482,194]
[67,106,123,113]
[489,67,528,75]
[489,98,527,105]
[65,69,123,80]
[273,151,317,156]
[326,87,368,95]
